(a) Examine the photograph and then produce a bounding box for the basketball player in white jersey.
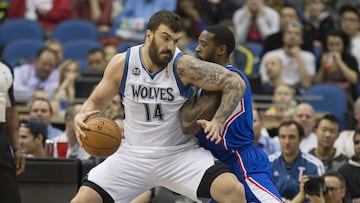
[71,10,246,203]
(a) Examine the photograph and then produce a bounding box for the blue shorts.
[211,145,283,203]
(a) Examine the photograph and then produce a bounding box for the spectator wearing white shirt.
[232,0,279,44]
[259,21,316,92]
[335,97,360,158]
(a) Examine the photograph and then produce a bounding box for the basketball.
[81,117,123,158]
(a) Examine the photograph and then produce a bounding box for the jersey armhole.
[119,48,131,100]
[173,53,194,99]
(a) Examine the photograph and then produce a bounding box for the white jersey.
[0,62,13,122]
[120,45,194,147]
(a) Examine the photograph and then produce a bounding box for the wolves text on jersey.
[131,85,175,101]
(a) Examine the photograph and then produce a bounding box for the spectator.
[261,54,286,94]
[302,0,336,53]
[13,47,59,102]
[104,44,118,64]
[265,83,297,117]
[175,0,205,43]
[291,171,348,203]
[293,103,317,153]
[232,0,279,44]
[339,5,360,72]
[260,21,316,91]
[53,104,91,160]
[7,0,71,33]
[18,117,48,157]
[87,47,107,72]
[253,107,280,155]
[113,0,176,42]
[338,129,360,201]
[262,5,314,56]
[45,39,64,66]
[265,0,304,20]
[197,0,242,26]
[269,120,325,201]
[29,97,64,139]
[72,0,113,35]
[309,114,348,172]
[100,94,124,121]
[314,30,359,102]
[335,97,360,158]
[52,59,82,116]
[323,171,348,203]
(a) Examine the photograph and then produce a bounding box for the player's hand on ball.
[74,110,100,146]
[196,119,221,144]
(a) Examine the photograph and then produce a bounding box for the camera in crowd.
[304,176,327,196]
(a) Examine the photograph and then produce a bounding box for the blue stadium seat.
[244,42,263,73]
[303,83,347,131]
[2,39,44,67]
[0,19,44,46]
[52,20,99,43]
[63,40,103,71]
[233,44,255,75]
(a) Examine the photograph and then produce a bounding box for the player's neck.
[141,46,161,73]
[217,58,229,67]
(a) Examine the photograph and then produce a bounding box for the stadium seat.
[2,39,44,67]
[63,40,103,71]
[52,20,99,43]
[244,42,263,73]
[233,44,255,75]
[303,83,347,131]
[0,19,44,46]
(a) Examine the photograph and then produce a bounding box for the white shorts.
[86,139,215,203]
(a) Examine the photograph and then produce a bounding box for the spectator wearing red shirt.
[72,0,113,34]
[8,0,71,31]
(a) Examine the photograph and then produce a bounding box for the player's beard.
[149,37,173,68]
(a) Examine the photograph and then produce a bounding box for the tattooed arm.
[177,55,245,143]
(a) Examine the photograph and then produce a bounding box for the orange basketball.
[81,117,122,158]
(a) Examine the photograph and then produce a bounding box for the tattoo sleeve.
[178,55,245,125]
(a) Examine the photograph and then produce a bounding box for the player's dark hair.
[147,10,183,33]
[278,120,305,138]
[204,25,235,57]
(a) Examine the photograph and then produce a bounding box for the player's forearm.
[212,76,245,125]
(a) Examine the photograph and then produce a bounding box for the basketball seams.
[81,137,119,150]
[86,117,122,141]
[82,130,119,143]
[81,117,122,158]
